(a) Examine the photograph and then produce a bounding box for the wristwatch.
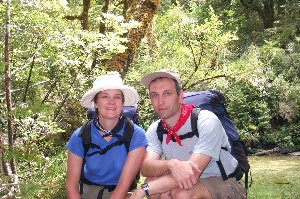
[141,183,150,197]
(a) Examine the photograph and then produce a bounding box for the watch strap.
[141,183,150,197]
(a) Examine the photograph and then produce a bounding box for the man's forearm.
[134,174,178,198]
[148,174,178,194]
[141,159,171,177]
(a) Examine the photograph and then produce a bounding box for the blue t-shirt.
[67,120,148,186]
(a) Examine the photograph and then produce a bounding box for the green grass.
[138,156,300,199]
[246,155,300,199]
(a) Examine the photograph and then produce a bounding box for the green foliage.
[1,114,67,198]
[134,5,238,90]
[18,150,67,198]
[1,0,300,197]
[224,79,271,149]
[131,1,300,153]
[1,0,139,197]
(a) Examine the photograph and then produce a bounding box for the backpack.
[157,90,251,189]
[79,106,140,193]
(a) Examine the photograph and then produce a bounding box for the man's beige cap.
[140,69,181,88]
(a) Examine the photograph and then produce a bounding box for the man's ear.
[178,89,184,103]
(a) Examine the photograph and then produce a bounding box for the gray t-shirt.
[146,110,238,178]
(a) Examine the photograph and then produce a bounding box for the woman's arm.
[66,151,83,199]
[110,146,146,199]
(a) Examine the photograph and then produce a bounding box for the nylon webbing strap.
[79,120,93,194]
[191,108,200,133]
[157,120,164,143]
[216,159,228,181]
[87,140,124,156]
[123,117,134,153]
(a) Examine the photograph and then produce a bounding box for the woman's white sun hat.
[81,71,139,108]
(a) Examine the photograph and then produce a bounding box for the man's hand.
[168,159,201,189]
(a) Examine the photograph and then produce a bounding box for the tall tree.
[63,0,161,76]
[106,0,161,75]
[4,0,16,175]
[4,0,20,196]
[240,0,275,28]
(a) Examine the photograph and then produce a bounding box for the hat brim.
[141,71,180,88]
[81,85,139,108]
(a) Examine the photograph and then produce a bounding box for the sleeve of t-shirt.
[193,110,227,160]
[145,120,163,156]
[129,124,148,151]
[66,127,85,158]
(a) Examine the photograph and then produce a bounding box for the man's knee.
[144,176,159,183]
[171,188,192,199]
[170,184,212,199]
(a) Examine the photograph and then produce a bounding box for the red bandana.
[162,103,194,146]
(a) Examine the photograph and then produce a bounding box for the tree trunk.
[4,0,17,175]
[81,0,91,30]
[145,24,156,57]
[64,0,91,30]
[91,0,109,68]
[105,0,161,76]
[240,0,275,29]
[0,131,4,175]
[276,0,286,18]
[23,49,36,102]
[99,0,109,33]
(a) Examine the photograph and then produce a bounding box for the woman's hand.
[129,188,145,199]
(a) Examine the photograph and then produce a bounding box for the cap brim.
[141,71,179,87]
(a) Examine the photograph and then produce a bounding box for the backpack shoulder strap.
[179,107,201,140]
[78,119,93,194]
[156,120,165,144]
[79,119,93,157]
[123,117,134,153]
[191,107,201,136]
[123,117,139,190]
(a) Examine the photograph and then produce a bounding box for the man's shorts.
[201,176,246,199]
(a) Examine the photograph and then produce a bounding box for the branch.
[1,182,19,187]
[11,41,45,76]
[0,80,49,97]
[23,43,37,102]
[184,74,228,90]
[63,15,83,20]
[0,174,20,198]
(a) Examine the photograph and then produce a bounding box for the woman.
[66,72,148,199]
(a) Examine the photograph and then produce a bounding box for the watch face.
[141,183,148,189]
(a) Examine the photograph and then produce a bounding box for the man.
[130,69,246,199]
